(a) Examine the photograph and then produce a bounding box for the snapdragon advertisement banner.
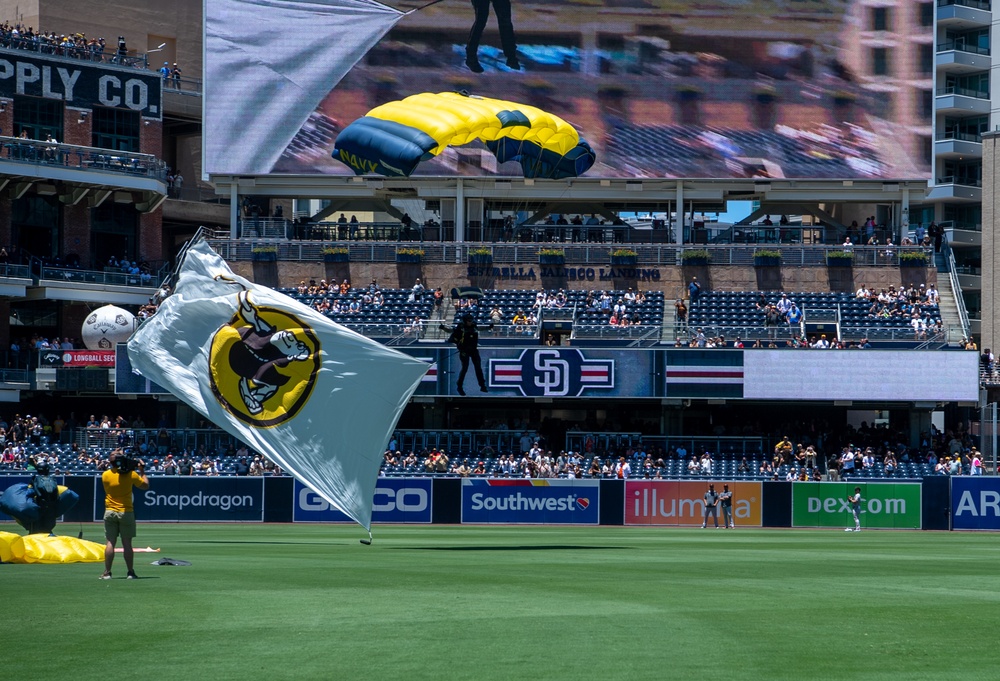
[293,478,432,523]
[98,477,265,521]
[461,479,599,524]
[951,478,1000,531]
[792,482,920,529]
[625,481,761,527]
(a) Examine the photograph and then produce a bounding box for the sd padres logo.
[209,290,320,427]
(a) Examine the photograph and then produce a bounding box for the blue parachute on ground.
[332,92,596,179]
[0,478,79,535]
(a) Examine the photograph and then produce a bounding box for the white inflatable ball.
[81,305,138,350]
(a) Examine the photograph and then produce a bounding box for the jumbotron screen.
[204,0,932,180]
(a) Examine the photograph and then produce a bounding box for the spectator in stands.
[408,278,424,302]
[688,276,701,303]
[842,236,853,252]
[171,63,182,89]
[883,452,896,476]
[674,299,687,325]
[455,460,471,477]
[472,461,487,476]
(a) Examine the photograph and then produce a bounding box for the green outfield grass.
[2,523,996,681]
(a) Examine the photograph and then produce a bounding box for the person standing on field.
[100,450,149,579]
[719,484,734,528]
[702,483,719,528]
[848,486,862,532]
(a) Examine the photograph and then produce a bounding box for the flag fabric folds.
[127,241,428,530]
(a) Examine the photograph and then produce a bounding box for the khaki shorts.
[104,510,137,542]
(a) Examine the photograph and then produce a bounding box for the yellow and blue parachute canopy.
[0,532,104,564]
[333,92,596,179]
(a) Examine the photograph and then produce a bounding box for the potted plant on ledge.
[396,247,425,264]
[610,248,638,266]
[322,246,349,263]
[899,251,930,268]
[538,248,565,265]
[468,247,493,265]
[251,245,278,263]
[826,251,854,267]
[753,249,782,267]
[681,249,710,266]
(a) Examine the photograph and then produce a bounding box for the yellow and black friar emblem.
[209,291,321,427]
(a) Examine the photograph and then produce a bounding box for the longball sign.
[624,481,762,527]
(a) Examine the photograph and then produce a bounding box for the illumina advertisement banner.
[624,481,762,527]
[204,0,931,180]
[791,482,921,529]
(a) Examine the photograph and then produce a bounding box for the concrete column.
[982,131,1000,353]
[230,182,239,239]
[901,189,909,240]
[456,178,465,242]
[674,182,684,245]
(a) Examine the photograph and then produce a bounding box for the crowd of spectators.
[854,284,942,338]
[0,23,147,68]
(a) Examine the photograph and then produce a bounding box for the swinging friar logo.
[209,290,321,427]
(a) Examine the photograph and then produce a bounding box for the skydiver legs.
[466,0,519,73]
[456,349,488,396]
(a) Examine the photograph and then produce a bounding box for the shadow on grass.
[186,541,342,546]
[389,545,628,551]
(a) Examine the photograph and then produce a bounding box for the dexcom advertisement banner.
[462,479,598,524]
[792,482,920,529]
[952,478,1000,531]
[101,477,265,522]
[294,478,432,523]
[625,481,762,527]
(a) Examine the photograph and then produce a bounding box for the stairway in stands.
[934,276,964,344]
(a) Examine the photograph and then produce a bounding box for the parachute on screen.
[332,92,596,179]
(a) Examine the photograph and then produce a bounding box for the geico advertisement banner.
[94,476,265,522]
[293,478,432,523]
[792,482,921,529]
[951,477,1000,530]
[461,479,599,524]
[625,481,762,527]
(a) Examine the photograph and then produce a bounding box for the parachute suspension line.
[404,0,448,14]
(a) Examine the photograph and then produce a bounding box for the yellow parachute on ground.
[333,92,596,179]
[0,531,104,564]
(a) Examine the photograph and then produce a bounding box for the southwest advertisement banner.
[293,478,432,523]
[951,478,1000,531]
[792,482,921,529]
[625,481,761,527]
[461,479,599,524]
[99,477,266,522]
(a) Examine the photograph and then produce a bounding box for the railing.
[936,86,990,99]
[0,262,31,279]
[669,322,963,345]
[936,175,982,187]
[573,324,661,340]
[391,429,539,455]
[955,265,982,275]
[981,369,1000,386]
[935,131,983,143]
[937,40,991,55]
[564,432,643,453]
[170,186,226,203]
[942,236,972,338]
[75,428,240,453]
[937,0,991,10]
[207,241,936,267]
[0,136,169,181]
[0,36,148,68]
[164,76,202,95]
[0,368,29,384]
[939,219,982,232]
[39,266,156,288]
[649,436,766,457]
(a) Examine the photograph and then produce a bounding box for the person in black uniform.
[465,0,520,73]
[440,314,491,395]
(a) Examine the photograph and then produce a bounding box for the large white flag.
[127,240,427,531]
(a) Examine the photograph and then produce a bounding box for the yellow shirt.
[102,469,144,513]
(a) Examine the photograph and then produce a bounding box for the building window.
[91,202,139,265]
[871,7,890,31]
[871,48,890,76]
[91,107,140,152]
[13,96,63,141]
[919,45,933,76]
[919,2,933,28]
[919,135,932,167]
[11,195,61,259]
